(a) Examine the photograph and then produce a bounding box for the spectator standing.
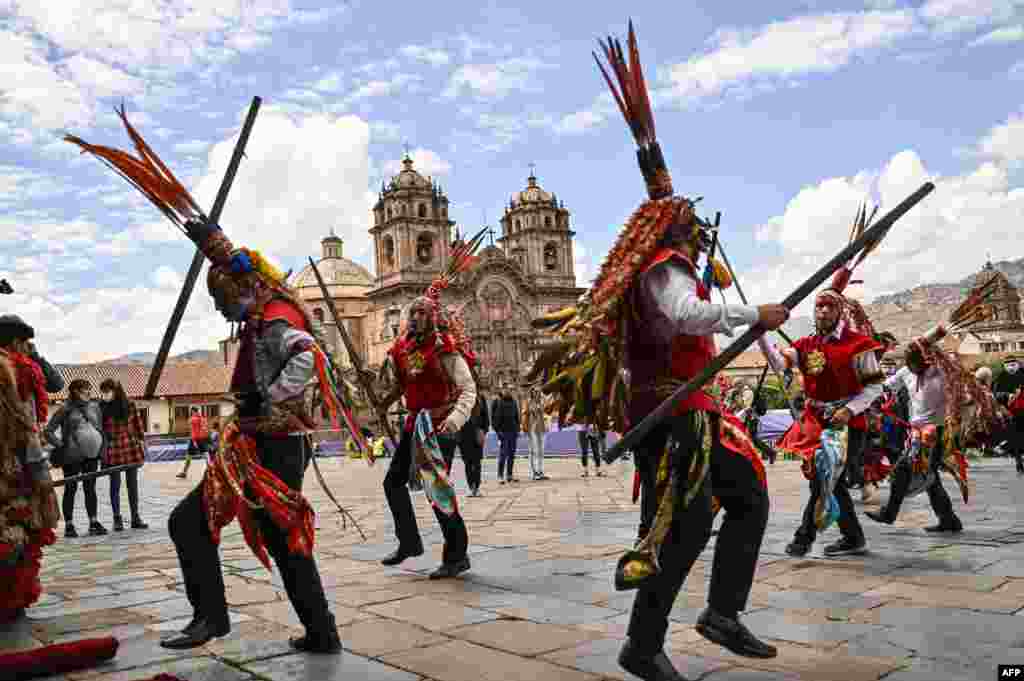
[98,379,148,531]
[994,356,1024,473]
[491,391,520,484]
[45,379,107,538]
[458,392,490,496]
[177,407,210,479]
[522,387,549,480]
[579,424,605,477]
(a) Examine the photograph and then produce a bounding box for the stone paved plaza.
[5,455,1024,681]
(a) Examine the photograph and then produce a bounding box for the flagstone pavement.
[5,456,1024,681]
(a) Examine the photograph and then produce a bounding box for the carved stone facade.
[283,156,585,394]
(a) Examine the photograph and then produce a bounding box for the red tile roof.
[52,361,235,401]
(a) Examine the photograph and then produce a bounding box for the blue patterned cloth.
[814,427,848,530]
[413,411,458,516]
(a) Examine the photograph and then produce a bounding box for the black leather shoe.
[289,631,342,654]
[131,518,149,530]
[696,608,777,659]
[785,541,810,557]
[823,536,867,556]
[617,639,689,681]
[112,516,125,532]
[159,618,230,649]
[429,557,470,579]
[924,519,963,533]
[381,545,424,566]
[865,509,895,525]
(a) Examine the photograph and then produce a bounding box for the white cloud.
[969,24,1024,46]
[345,74,422,105]
[173,139,210,155]
[152,265,182,290]
[919,0,1023,34]
[399,44,450,66]
[312,72,345,93]
[554,109,607,136]
[977,112,1024,166]
[382,148,451,177]
[660,10,918,107]
[737,117,1024,317]
[60,54,144,98]
[188,108,373,260]
[443,57,549,100]
[572,238,594,288]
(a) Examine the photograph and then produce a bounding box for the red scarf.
[3,350,48,424]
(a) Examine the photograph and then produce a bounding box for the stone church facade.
[290,155,585,392]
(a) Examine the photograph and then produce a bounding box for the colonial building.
[289,155,586,392]
[50,363,235,436]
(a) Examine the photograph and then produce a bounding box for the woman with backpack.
[44,379,107,538]
[98,379,148,531]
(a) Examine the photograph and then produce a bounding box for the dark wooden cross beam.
[144,96,263,398]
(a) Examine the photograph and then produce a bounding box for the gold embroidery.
[407,351,426,376]
[805,350,827,376]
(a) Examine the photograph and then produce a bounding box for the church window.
[418,203,427,218]
[383,235,396,267]
[385,207,391,220]
[544,215,552,228]
[401,203,407,216]
[544,242,559,271]
[417,232,434,265]
[515,219,521,232]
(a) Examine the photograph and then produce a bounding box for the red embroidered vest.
[793,327,881,430]
[627,248,717,420]
[389,332,460,428]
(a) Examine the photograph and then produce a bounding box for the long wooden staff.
[307,258,399,449]
[145,96,262,398]
[603,182,935,464]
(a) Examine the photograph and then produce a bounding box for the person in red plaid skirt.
[98,379,148,531]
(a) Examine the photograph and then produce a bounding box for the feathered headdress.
[64,105,284,288]
[902,277,1003,503]
[816,204,887,337]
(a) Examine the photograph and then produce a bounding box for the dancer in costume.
[376,234,485,578]
[760,210,885,558]
[65,110,369,654]
[994,355,1024,473]
[865,289,1006,530]
[0,315,60,621]
[528,24,788,679]
[858,332,900,505]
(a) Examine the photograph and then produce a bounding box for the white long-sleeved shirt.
[884,366,946,426]
[642,258,760,343]
[439,353,477,432]
[266,325,316,403]
[757,321,883,416]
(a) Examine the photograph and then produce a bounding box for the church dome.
[511,173,553,207]
[292,231,374,290]
[391,156,432,190]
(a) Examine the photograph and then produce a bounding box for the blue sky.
[1,0,1022,362]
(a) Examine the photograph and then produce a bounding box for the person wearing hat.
[865,335,966,532]
[376,293,477,579]
[0,314,60,619]
[44,378,107,538]
[994,355,1024,473]
[760,244,885,559]
[66,112,353,654]
[546,26,791,679]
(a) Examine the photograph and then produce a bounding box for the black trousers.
[793,427,867,547]
[579,431,602,468]
[457,427,484,490]
[883,426,958,524]
[168,435,336,637]
[62,457,100,524]
[628,414,770,654]
[105,461,141,520]
[383,429,468,564]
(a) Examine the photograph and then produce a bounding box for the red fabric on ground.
[0,636,118,680]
